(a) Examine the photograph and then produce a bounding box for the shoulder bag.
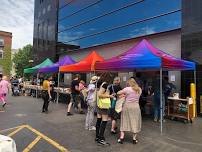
[97,82,111,109]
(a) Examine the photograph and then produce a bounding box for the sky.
[0,0,34,49]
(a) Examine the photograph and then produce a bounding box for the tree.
[12,44,33,76]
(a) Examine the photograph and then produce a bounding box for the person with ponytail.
[117,78,142,144]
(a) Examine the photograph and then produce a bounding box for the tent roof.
[38,55,76,73]
[24,58,53,73]
[59,51,104,72]
[95,39,195,71]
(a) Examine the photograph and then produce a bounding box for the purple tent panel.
[39,55,76,73]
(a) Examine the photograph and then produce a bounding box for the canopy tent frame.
[95,39,196,133]
[56,72,60,104]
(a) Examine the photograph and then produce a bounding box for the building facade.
[33,0,58,64]
[182,0,202,112]
[33,0,201,109]
[57,0,181,51]
[0,31,12,76]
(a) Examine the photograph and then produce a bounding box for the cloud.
[129,26,156,38]
[0,0,34,49]
[58,31,85,46]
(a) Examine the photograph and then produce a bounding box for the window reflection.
[58,0,181,49]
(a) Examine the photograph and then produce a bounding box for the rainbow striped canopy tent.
[95,39,195,71]
[95,39,195,134]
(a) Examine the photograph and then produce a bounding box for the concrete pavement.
[0,95,202,152]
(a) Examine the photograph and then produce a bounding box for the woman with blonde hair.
[117,78,142,144]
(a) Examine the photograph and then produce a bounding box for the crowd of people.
[0,72,175,146]
[0,74,25,109]
[40,72,176,146]
[41,73,175,146]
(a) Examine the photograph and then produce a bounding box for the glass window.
[0,50,3,59]
[43,8,46,15]
[42,22,45,47]
[58,12,181,48]
[38,23,42,47]
[38,11,41,18]
[58,0,181,49]
[37,24,39,48]
[59,0,78,9]
[0,38,4,46]
[46,20,49,45]
[47,5,51,12]
[40,0,44,4]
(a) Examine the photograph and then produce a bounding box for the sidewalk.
[0,95,202,152]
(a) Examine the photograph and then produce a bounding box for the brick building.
[0,31,12,76]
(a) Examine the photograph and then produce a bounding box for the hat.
[90,76,98,84]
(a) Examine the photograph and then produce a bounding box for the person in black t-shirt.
[108,77,122,134]
[67,74,84,116]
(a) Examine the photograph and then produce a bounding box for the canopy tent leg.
[57,72,60,104]
[36,73,39,99]
[160,68,163,134]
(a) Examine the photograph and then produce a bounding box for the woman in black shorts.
[95,73,114,146]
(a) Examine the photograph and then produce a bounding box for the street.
[0,95,202,152]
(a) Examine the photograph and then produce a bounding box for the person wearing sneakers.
[67,74,85,116]
[0,75,10,108]
[95,73,114,146]
[117,78,142,144]
[85,76,98,131]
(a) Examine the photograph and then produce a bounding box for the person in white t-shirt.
[85,76,98,131]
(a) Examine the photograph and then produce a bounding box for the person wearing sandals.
[85,76,98,131]
[95,74,114,146]
[117,78,142,144]
[108,77,122,134]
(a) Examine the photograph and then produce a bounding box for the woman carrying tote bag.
[95,74,114,146]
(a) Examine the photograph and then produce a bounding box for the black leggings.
[42,91,49,111]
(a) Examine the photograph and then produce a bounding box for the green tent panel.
[24,58,53,73]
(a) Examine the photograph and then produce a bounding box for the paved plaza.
[0,95,202,152]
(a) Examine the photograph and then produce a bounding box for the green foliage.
[0,47,11,76]
[12,44,33,76]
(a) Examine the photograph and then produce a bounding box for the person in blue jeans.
[152,76,166,122]
[153,90,165,122]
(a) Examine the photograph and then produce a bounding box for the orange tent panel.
[59,51,104,72]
